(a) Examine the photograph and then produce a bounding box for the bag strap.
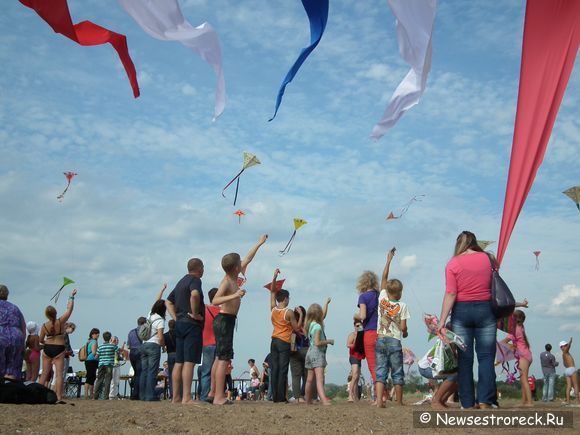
[484,252,498,272]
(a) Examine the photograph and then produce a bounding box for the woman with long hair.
[38,288,77,403]
[437,231,496,409]
[84,327,100,399]
[140,287,167,401]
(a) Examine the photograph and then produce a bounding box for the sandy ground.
[1,399,578,434]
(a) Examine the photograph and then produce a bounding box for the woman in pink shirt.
[437,231,496,409]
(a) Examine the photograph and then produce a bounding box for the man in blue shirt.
[127,317,146,400]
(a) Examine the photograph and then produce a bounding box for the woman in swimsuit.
[38,288,77,403]
[25,321,41,381]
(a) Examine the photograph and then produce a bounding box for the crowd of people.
[1,231,578,408]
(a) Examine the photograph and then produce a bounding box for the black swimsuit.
[42,321,66,358]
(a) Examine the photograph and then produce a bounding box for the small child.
[375,247,410,407]
[304,302,334,405]
[560,338,579,405]
[347,320,364,402]
[25,321,41,382]
[502,310,533,406]
[249,372,260,400]
[269,268,303,403]
[93,331,119,400]
[212,234,268,405]
[417,345,458,409]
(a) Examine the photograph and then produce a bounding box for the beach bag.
[0,378,57,404]
[429,339,458,378]
[78,342,88,362]
[487,254,515,319]
[138,316,153,341]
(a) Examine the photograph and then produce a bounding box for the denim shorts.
[418,365,458,382]
[375,336,404,385]
[175,320,202,364]
[305,346,327,369]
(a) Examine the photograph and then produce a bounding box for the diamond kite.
[563,186,580,212]
[533,251,541,270]
[57,172,77,202]
[477,240,495,251]
[386,195,425,220]
[50,277,75,303]
[279,218,307,256]
[222,152,261,206]
[233,210,246,224]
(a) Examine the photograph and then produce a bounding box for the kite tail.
[576,203,580,212]
[279,230,297,256]
[57,181,71,201]
[222,168,245,202]
[50,284,66,303]
[535,257,540,270]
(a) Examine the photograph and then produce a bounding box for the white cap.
[559,340,568,348]
[26,321,38,335]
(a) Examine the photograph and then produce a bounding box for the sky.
[1,0,578,385]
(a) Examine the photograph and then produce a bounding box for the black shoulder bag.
[486,253,515,318]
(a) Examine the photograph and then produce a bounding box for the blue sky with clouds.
[1,0,578,384]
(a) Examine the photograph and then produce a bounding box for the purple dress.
[0,300,25,378]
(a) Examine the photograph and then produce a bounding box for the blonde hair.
[386,279,403,300]
[356,271,378,293]
[305,303,324,333]
[454,231,483,256]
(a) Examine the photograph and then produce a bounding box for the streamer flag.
[563,186,580,212]
[57,171,77,202]
[269,0,329,121]
[222,152,261,206]
[19,0,140,97]
[51,277,75,303]
[279,218,307,256]
[497,0,580,265]
[371,0,437,140]
[118,0,226,120]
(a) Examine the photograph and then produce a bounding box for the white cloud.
[399,255,418,273]
[544,284,580,317]
[181,83,197,96]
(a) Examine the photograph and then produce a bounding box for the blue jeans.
[129,349,141,399]
[542,373,556,401]
[451,301,497,408]
[375,336,405,385]
[199,345,216,401]
[167,352,176,398]
[139,342,161,401]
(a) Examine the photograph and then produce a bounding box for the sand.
[1,399,579,434]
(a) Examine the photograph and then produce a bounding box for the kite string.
[279,231,296,256]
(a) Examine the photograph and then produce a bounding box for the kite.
[222,152,261,206]
[233,210,246,224]
[386,195,425,220]
[423,313,466,351]
[118,0,226,120]
[269,0,329,121]
[477,240,495,251]
[402,348,416,374]
[371,0,437,140]
[19,0,139,98]
[563,186,580,212]
[279,218,307,256]
[57,172,77,202]
[496,0,580,265]
[533,251,541,270]
[264,279,286,293]
[496,340,518,384]
[50,277,75,304]
[237,275,246,289]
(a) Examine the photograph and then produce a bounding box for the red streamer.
[20,0,140,97]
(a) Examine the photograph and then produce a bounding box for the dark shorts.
[175,321,203,364]
[85,360,99,385]
[349,356,362,366]
[214,313,236,361]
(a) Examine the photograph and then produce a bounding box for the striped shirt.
[97,343,118,367]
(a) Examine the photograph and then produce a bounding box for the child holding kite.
[211,234,268,405]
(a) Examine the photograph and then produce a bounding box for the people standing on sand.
[269,268,303,403]
[540,343,558,402]
[84,328,100,399]
[165,259,205,405]
[437,231,497,410]
[38,289,77,403]
[211,234,268,405]
[502,309,533,406]
[354,270,380,398]
[304,302,334,405]
[560,338,579,405]
[290,306,308,403]
[347,320,364,402]
[163,320,177,399]
[200,288,219,402]
[375,248,410,407]
[0,284,26,380]
[93,331,118,400]
[127,317,146,400]
[25,321,41,381]
[140,284,167,401]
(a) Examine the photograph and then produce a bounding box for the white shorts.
[564,367,577,377]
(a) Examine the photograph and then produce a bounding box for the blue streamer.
[269,0,329,121]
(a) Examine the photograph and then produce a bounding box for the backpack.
[78,342,88,362]
[0,378,58,404]
[138,316,153,341]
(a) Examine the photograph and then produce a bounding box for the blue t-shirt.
[167,274,204,326]
[86,339,98,361]
[308,322,326,350]
[358,290,379,331]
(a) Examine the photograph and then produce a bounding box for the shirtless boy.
[212,234,268,405]
[560,338,579,404]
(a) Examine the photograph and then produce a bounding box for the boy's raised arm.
[241,234,268,275]
[380,247,396,291]
[270,268,279,311]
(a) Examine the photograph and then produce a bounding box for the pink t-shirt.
[445,252,491,302]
